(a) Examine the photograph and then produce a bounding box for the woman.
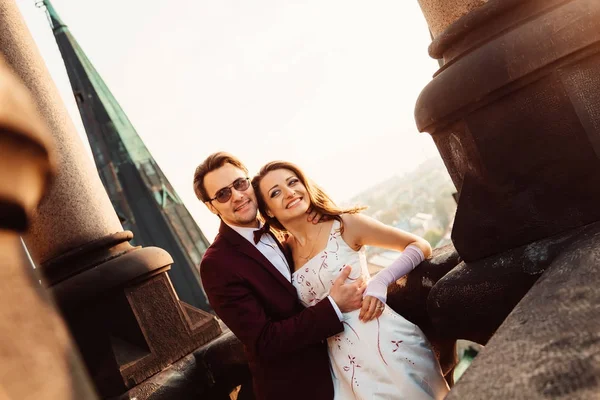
[252,161,450,400]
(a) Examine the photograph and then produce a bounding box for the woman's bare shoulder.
[340,212,369,229]
[339,213,366,250]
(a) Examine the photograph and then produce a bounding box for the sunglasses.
[209,177,251,203]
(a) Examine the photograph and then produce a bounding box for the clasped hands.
[329,265,385,323]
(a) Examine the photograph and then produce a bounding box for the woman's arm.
[341,213,432,322]
[341,213,432,258]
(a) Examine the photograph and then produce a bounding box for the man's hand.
[359,295,384,322]
[306,206,330,224]
[329,266,364,313]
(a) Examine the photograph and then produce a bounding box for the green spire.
[40,0,67,33]
[40,0,153,165]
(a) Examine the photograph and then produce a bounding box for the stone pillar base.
[111,329,254,400]
[41,232,222,398]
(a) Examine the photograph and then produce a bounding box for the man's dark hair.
[193,152,248,202]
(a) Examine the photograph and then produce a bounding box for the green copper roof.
[41,0,67,34]
[42,0,153,165]
[71,42,154,164]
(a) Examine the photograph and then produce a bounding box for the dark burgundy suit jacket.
[200,222,344,400]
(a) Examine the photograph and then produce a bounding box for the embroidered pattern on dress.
[377,317,388,366]
[342,355,361,396]
[342,321,360,341]
[317,252,330,289]
[329,229,340,260]
[392,340,416,366]
[333,334,342,350]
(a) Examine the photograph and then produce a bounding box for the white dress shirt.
[227,222,343,320]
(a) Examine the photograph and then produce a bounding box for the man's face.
[204,163,259,228]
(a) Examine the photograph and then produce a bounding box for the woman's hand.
[359,295,385,322]
[306,206,330,224]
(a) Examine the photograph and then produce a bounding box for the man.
[193,152,364,400]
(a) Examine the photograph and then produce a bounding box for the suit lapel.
[272,232,294,274]
[219,222,298,297]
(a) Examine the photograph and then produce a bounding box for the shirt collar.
[226,221,262,244]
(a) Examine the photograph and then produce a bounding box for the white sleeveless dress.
[291,220,450,400]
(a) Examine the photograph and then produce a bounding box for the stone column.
[415,0,600,397]
[0,0,122,261]
[0,54,97,399]
[0,1,221,397]
[417,0,488,37]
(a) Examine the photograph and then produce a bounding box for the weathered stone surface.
[54,247,222,398]
[112,328,253,400]
[417,0,488,38]
[425,0,536,60]
[428,226,586,344]
[446,221,600,399]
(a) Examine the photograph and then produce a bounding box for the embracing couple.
[193,152,450,400]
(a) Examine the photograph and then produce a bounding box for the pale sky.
[18,0,441,240]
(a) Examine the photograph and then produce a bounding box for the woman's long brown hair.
[251,161,366,233]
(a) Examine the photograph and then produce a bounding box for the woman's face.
[259,168,310,222]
